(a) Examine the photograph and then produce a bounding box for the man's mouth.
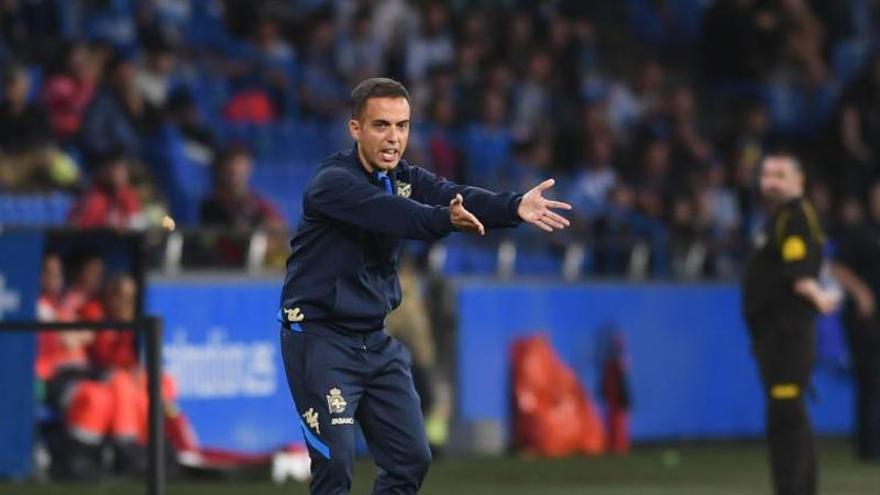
[380,149,398,162]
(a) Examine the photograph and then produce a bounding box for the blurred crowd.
[0,0,879,277]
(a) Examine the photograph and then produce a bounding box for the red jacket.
[69,184,142,229]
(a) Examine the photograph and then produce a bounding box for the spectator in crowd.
[167,89,219,167]
[777,0,828,84]
[607,59,666,138]
[0,0,877,277]
[83,274,139,370]
[336,7,384,85]
[406,2,455,84]
[831,182,880,461]
[462,90,511,187]
[34,252,106,479]
[35,253,87,381]
[60,250,104,319]
[68,151,144,230]
[566,131,618,219]
[199,145,282,231]
[81,53,162,163]
[0,64,56,189]
[834,53,880,197]
[41,41,100,143]
[299,13,346,120]
[667,194,706,278]
[511,50,555,141]
[135,35,178,108]
[423,93,462,181]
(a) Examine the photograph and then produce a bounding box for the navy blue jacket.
[279,146,523,333]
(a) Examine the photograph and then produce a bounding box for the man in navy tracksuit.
[279,78,571,494]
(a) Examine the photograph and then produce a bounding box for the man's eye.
[374,123,387,129]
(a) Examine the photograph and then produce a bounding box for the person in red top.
[35,253,92,380]
[199,146,285,265]
[59,251,105,319]
[68,151,144,230]
[34,253,112,479]
[84,274,139,369]
[199,145,283,230]
[42,41,100,142]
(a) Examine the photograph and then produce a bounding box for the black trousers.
[843,310,880,460]
[749,314,817,495]
[280,322,432,495]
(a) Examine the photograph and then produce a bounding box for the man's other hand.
[450,194,485,235]
[518,179,572,232]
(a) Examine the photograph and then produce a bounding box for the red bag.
[512,334,605,457]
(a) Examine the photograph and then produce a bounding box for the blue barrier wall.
[456,281,853,441]
[144,278,853,452]
[0,232,43,478]
[147,277,303,453]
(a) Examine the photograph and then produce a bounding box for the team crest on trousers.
[327,387,347,414]
[396,181,411,198]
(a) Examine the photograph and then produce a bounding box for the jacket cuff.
[509,194,525,225]
[434,206,455,236]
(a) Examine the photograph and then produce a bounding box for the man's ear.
[348,118,360,141]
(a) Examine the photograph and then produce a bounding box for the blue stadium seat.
[0,193,74,227]
[439,237,498,276]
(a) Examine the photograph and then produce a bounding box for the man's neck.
[356,145,376,175]
[766,193,801,212]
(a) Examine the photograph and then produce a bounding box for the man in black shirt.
[742,153,840,495]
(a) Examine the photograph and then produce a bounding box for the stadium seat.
[0,192,73,227]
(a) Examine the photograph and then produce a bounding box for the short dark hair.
[763,151,803,175]
[350,77,410,119]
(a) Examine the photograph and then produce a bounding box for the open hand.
[517,179,572,232]
[450,194,485,235]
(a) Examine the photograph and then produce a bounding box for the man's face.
[349,97,410,173]
[41,256,63,296]
[105,278,136,320]
[760,156,803,202]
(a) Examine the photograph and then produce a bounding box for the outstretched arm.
[306,168,486,240]
[410,167,571,231]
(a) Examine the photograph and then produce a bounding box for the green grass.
[3,440,878,495]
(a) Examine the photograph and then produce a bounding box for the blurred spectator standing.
[81,53,162,163]
[0,64,57,189]
[199,145,281,230]
[831,181,880,461]
[68,151,145,230]
[42,42,100,144]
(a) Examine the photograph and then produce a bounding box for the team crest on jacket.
[396,181,412,198]
[327,387,347,414]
